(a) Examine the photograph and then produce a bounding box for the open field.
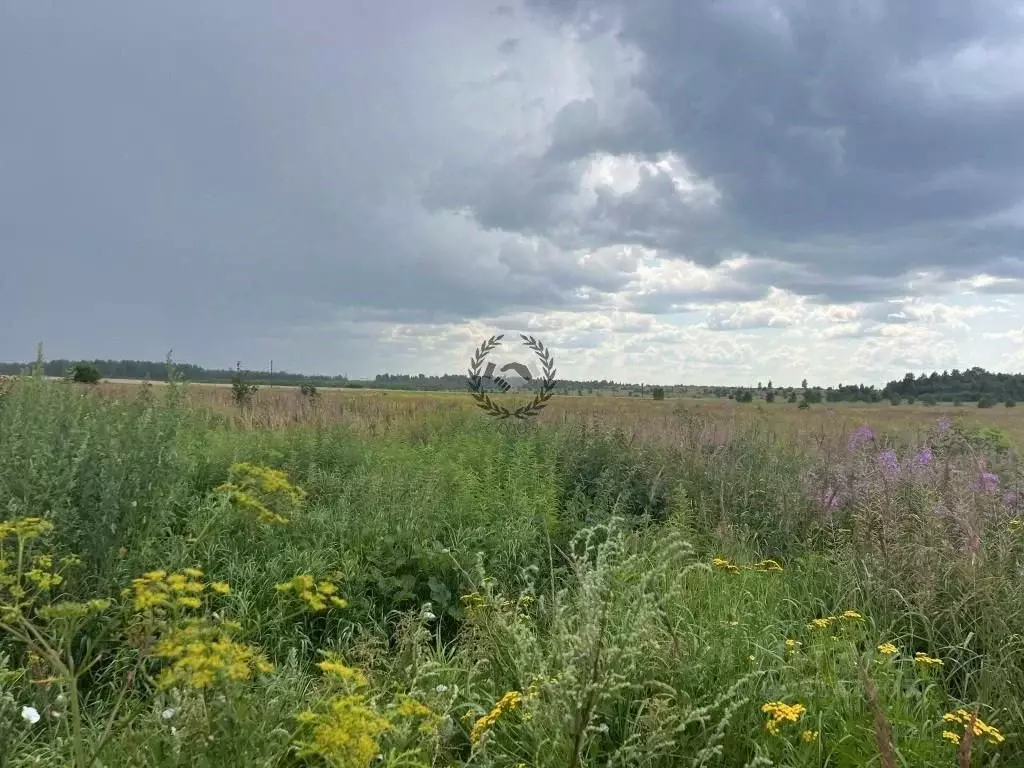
[1,372,1023,766]
[95,376,1024,446]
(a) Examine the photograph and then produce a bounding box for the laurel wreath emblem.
[466,334,557,420]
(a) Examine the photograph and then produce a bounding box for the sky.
[2,0,1024,387]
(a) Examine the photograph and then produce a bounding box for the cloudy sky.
[3,0,1024,386]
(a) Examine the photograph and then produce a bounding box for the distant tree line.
[879,367,1024,404]
[2,358,1021,404]
[0,358,360,388]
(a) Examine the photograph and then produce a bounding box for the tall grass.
[0,373,1021,766]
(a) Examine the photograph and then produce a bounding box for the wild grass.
[0,372,1021,766]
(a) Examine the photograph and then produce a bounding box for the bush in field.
[68,363,101,384]
[230,363,258,407]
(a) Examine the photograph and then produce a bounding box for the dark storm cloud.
[0,1,601,366]
[442,0,1024,302]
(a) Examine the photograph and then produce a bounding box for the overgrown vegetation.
[0,371,1021,766]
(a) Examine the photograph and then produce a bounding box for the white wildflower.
[21,706,40,725]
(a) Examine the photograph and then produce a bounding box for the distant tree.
[1006,399,1017,408]
[787,392,798,404]
[798,399,809,409]
[737,390,753,403]
[651,386,665,401]
[69,363,101,384]
[299,382,319,399]
[906,395,916,405]
[801,378,808,390]
[231,362,258,407]
[765,391,775,403]
[757,381,763,390]
[978,396,996,409]
[889,396,901,406]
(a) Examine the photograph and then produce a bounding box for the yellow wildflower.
[877,642,898,656]
[294,694,390,767]
[942,730,960,744]
[785,638,802,653]
[0,517,54,542]
[276,575,347,612]
[210,581,231,595]
[809,618,832,630]
[840,610,863,621]
[942,709,1004,745]
[801,730,819,742]
[37,599,111,620]
[24,568,62,590]
[152,619,273,690]
[761,701,806,735]
[125,568,212,615]
[394,695,439,733]
[395,696,432,719]
[216,463,306,526]
[914,652,944,669]
[318,660,368,689]
[471,691,524,745]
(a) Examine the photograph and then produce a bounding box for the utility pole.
[270,360,274,388]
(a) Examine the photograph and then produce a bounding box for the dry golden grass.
[85,378,1024,447]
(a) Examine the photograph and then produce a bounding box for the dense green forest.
[1,358,1022,403]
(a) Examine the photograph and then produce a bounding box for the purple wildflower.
[917,447,933,466]
[976,472,999,493]
[1003,491,1018,507]
[877,449,900,477]
[848,425,875,450]
[938,419,951,431]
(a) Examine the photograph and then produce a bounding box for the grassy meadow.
[1,372,1023,766]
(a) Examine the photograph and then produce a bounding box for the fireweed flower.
[877,449,899,477]
[938,419,951,431]
[917,447,933,466]
[820,488,841,511]
[976,472,1000,493]
[848,425,875,450]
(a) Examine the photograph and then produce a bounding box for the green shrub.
[68,363,101,384]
